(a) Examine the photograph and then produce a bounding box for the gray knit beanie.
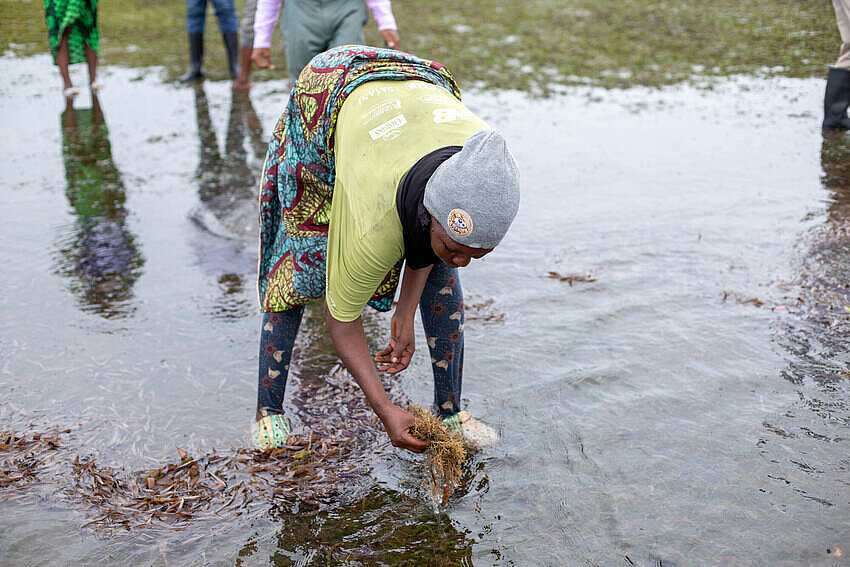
[423,129,520,249]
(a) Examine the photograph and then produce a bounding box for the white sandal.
[442,410,499,448]
[90,82,103,93]
[63,87,80,98]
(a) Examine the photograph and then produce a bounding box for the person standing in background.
[179,0,241,83]
[251,0,400,83]
[824,0,850,130]
[44,0,100,97]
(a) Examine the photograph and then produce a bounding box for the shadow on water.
[53,95,144,319]
[189,84,267,321]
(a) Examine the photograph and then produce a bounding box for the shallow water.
[2,55,850,566]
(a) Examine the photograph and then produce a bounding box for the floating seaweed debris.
[0,416,368,536]
[407,404,467,506]
[60,432,362,531]
[465,298,506,325]
[739,296,763,307]
[547,271,597,286]
[721,290,764,307]
[0,428,69,488]
[0,345,484,547]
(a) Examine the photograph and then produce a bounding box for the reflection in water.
[193,85,260,217]
[796,132,850,346]
[765,132,850,508]
[55,96,144,319]
[819,132,850,231]
[190,85,266,320]
[240,486,475,565]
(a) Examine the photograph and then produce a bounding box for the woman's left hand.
[380,29,401,50]
[375,314,415,374]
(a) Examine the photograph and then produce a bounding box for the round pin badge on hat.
[447,209,473,237]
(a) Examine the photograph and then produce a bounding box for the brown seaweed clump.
[1,429,68,488]
[407,404,466,505]
[64,435,357,530]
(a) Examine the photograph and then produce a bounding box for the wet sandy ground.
[2,55,850,565]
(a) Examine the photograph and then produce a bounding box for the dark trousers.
[257,262,464,419]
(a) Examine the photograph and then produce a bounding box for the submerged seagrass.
[407,403,467,505]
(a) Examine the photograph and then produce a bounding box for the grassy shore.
[1,0,840,90]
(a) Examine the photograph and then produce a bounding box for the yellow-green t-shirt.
[326,80,489,322]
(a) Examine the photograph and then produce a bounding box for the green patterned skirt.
[44,0,99,65]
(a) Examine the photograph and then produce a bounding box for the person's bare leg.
[232,46,253,89]
[56,30,74,91]
[84,43,99,89]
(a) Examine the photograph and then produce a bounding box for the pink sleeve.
[365,0,397,31]
[252,0,282,49]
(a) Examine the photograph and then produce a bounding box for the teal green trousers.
[282,0,367,82]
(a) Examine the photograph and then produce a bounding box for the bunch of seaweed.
[62,432,360,530]
[407,404,467,505]
[0,366,389,537]
[0,428,68,488]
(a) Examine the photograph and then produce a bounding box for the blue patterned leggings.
[257,262,464,419]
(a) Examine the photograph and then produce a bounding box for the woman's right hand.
[251,48,274,69]
[378,403,429,453]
